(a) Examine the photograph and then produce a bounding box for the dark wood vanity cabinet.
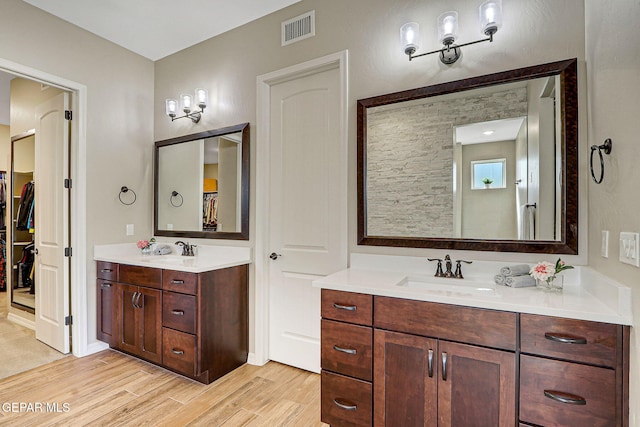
[97,261,248,384]
[113,264,163,364]
[373,296,516,427]
[320,290,629,427]
[96,261,118,343]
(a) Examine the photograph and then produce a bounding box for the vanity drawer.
[119,264,162,289]
[520,355,616,427]
[97,261,118,281]
[520,314,618,367]
[163,270,198,295]
[321,289,373,326]
[374,296,517,351]
[321,319,372,381]
[162,327,196,376]
[163,292,197,334]
[321,370,372,427]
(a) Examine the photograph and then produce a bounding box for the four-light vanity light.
[165,89,209,123]
[401,0,503,65]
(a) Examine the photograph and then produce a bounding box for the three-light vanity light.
[165,89,209,123]
[401,0,503,65]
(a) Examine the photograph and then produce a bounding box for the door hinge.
[64,247,72,257]
[64,178,72,189]
[65,110,72,120]
[65,315,72,326]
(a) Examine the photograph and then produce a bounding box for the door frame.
[0,57,90,357]
[254,50,348,366]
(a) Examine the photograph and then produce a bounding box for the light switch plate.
[601,230,609,258]
[126,224,134,236]
[619,232,640,267]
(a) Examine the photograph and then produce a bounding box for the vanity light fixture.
[401,0,502,65]
[166,88,208,123]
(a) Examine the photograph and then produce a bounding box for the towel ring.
[170,190,184,207]
[118,186,136,205]
[590,138,612,184]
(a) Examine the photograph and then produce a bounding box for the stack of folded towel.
[494,264,535,288]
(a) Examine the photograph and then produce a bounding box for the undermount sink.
[397,275,496,296]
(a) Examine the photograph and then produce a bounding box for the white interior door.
[34,92,70,354]
[267,63,347,373]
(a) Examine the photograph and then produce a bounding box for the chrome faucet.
[175,241,195,256]
[428,254,472,278]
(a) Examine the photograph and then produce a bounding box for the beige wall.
[0,124,10,172]
[0,0,154,343]
[585,1,640,425]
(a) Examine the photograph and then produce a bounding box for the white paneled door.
[34,92,71,354]
[267,59,347,373]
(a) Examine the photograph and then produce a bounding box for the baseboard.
[247,352,268,366]
[83,341,109,357]
[7,312,35,330]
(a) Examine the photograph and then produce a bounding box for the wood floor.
[0,350,329,426]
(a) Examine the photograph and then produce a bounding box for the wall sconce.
[166,88,208,123]
[401,0,502,65]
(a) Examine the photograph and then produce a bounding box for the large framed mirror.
[358,59,578,253]
[154,123,249,240]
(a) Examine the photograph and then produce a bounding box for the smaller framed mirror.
[154,123,249,240]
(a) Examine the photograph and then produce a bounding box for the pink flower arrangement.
[529,258,573,284]
[136,238,155,250]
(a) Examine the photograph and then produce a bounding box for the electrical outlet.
[126,224,134,236]
[601,230,609,258]
[619,232,640,267]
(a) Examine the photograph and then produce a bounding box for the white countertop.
[94,243,252,273]
[312,254,633,326]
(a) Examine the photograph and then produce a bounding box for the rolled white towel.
[500,264,531,277]
[505,275,536,288]
[494,274,506,286]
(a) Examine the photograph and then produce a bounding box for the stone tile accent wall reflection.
[366,88,527,237]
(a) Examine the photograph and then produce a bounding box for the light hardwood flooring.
[0,349,329,426]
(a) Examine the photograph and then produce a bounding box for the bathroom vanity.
[95,244,250,384]
[315,255,632,427]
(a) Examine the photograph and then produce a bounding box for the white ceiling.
[21,0,301,61]
[0,1,302,125]
[456,117,526,145]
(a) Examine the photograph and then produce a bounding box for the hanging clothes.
[0,238,5,292]
[16,181,35,231]
[203,192,218,230]
[0,172,6,230]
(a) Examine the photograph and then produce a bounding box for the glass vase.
[536,275,563,292]
[141,247,152,256]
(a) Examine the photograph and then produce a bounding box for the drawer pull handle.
[171,310,185,316]
[544,332,587,345]
[171,349,185,355]
[544,390,587,405]
[171,280,185,284]
[333,345,357,355]
[333,303,356,311]
[100,269,112,273]
[333,398,357,411]
[442,352,448,381]
[428,349,434,378]
[101,283,112,288]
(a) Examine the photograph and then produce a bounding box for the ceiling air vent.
[282,10,315,46]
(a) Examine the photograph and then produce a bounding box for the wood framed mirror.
[154,123,249,240]
[357,59,578,254]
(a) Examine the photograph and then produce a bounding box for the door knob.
[269,252,282,260]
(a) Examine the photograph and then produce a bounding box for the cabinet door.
[115,283,140,356]
[438,341,516,427]
[374,329,437,427]
[96,279,114,343]
[138,286,162,364]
